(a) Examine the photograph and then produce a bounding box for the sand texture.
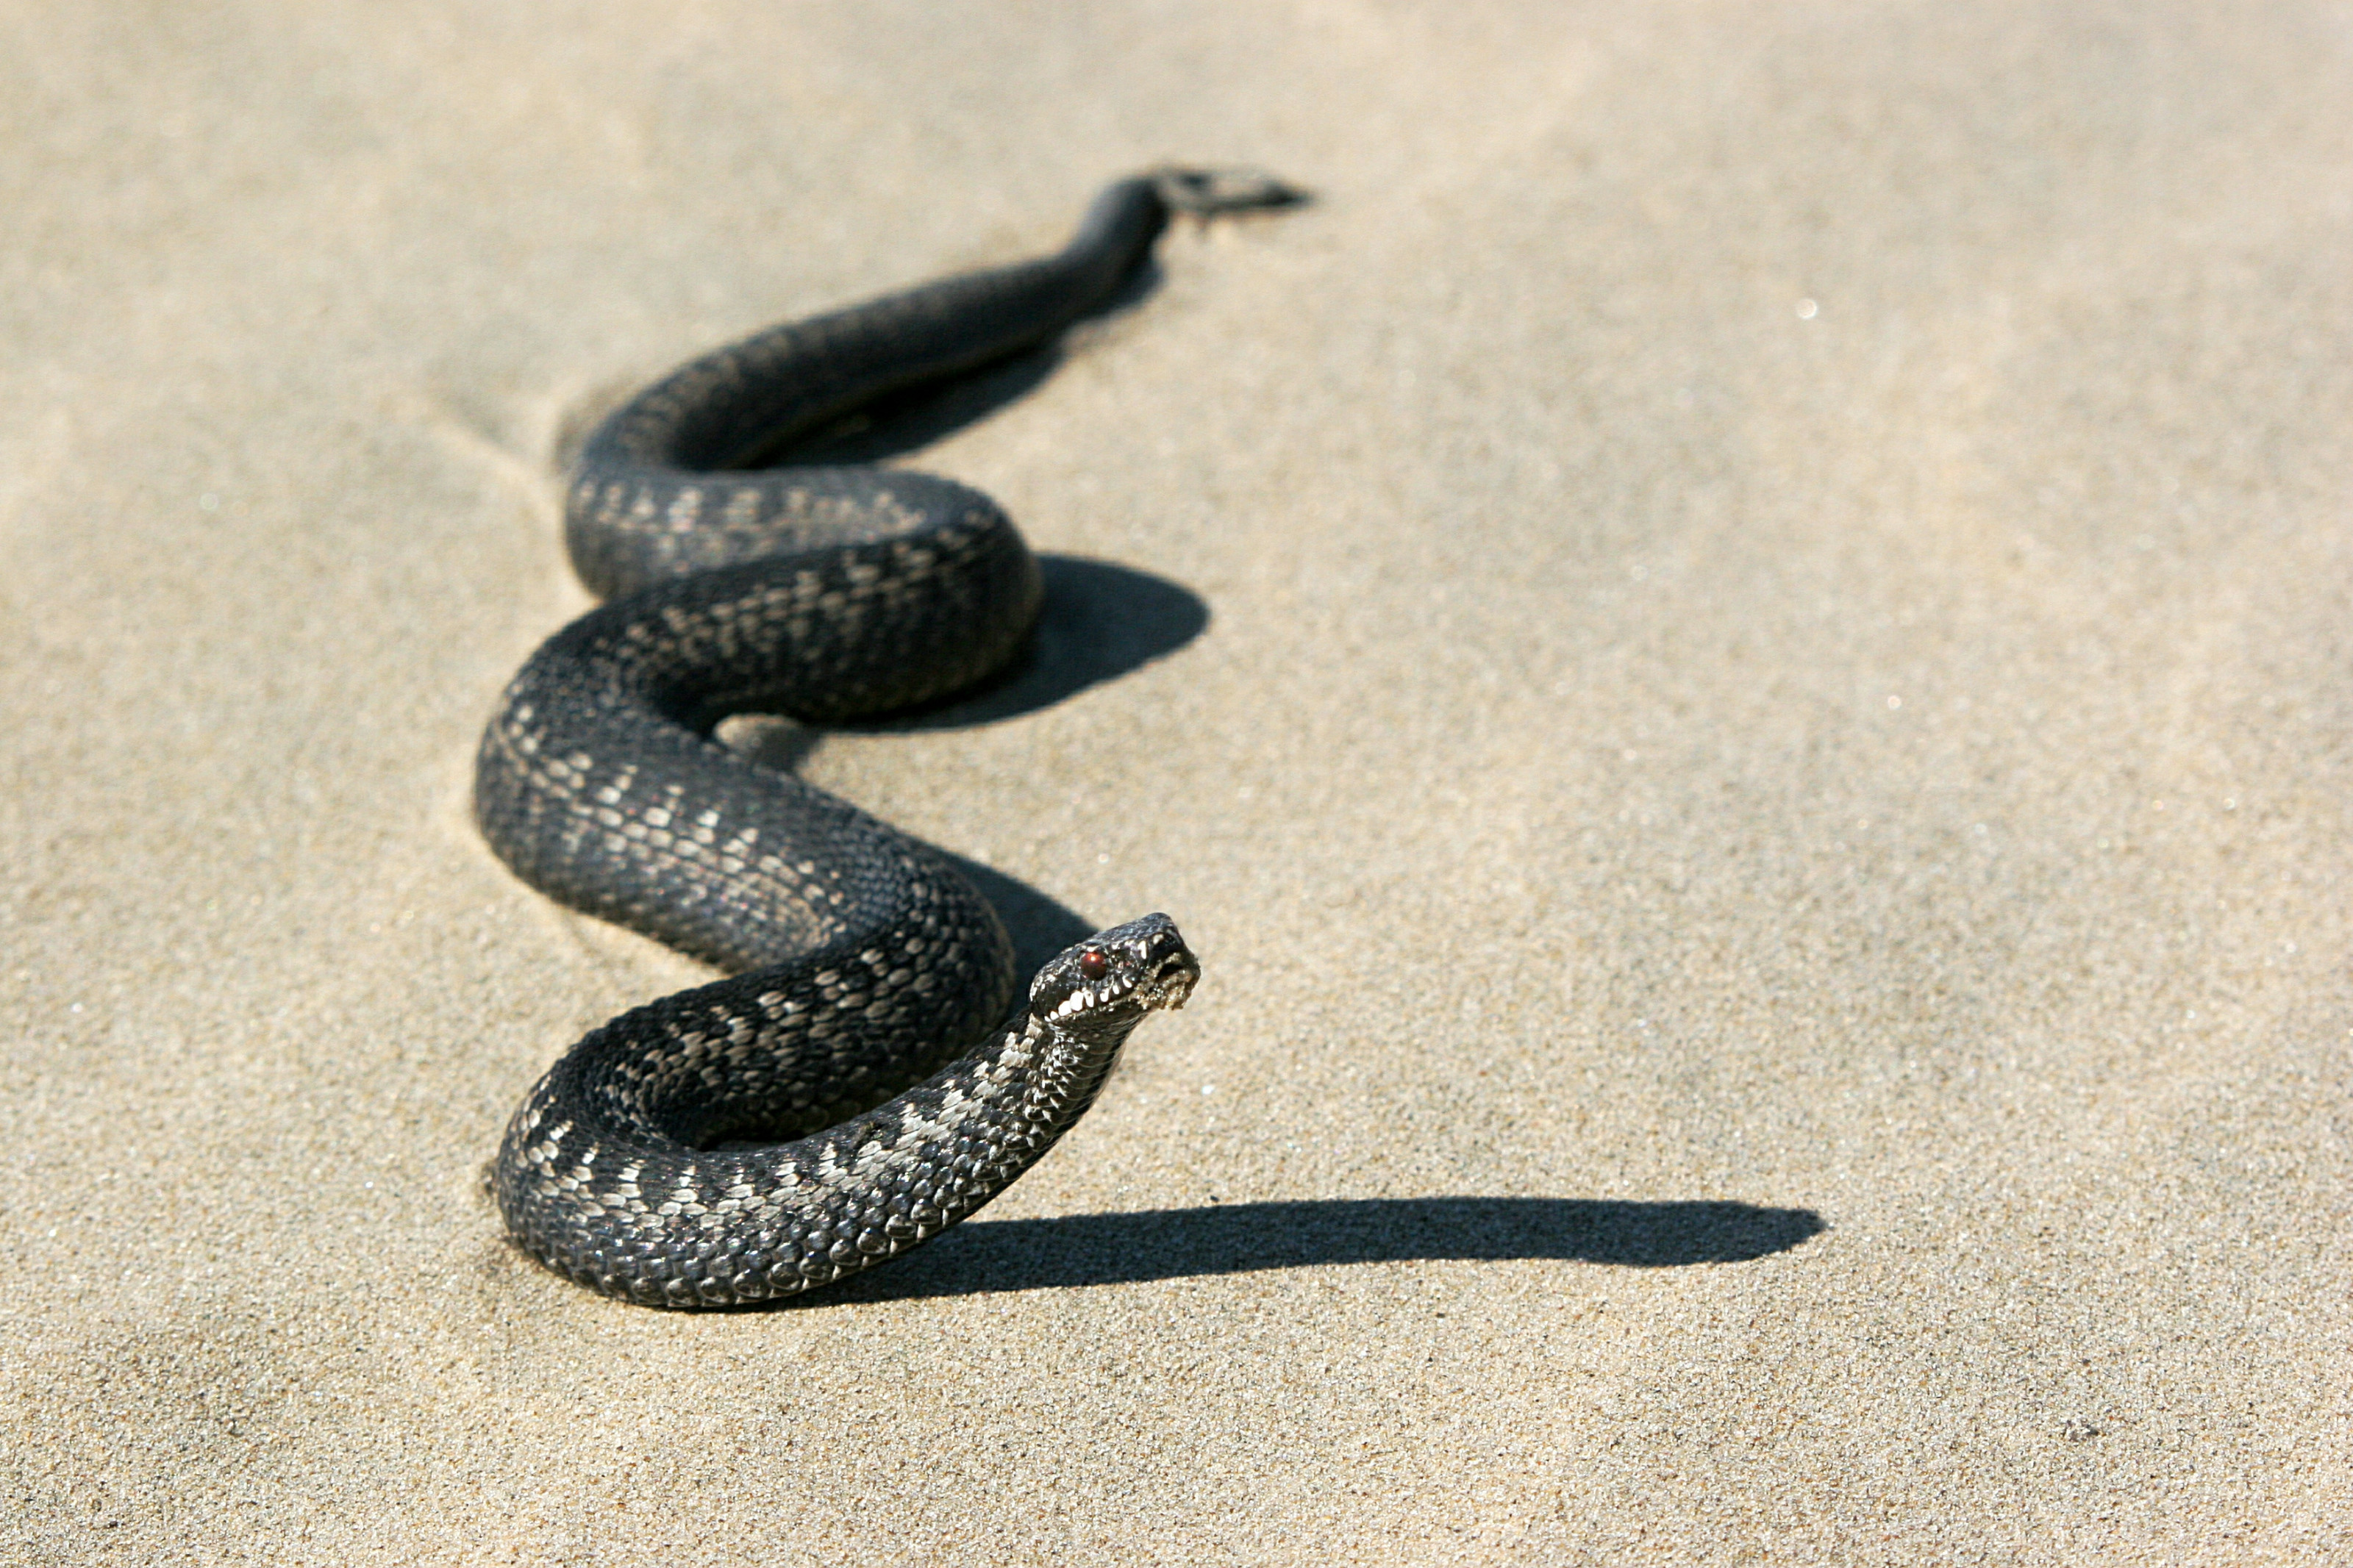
[4,1,2349,1562]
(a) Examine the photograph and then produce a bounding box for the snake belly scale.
[476,171,1296,1306]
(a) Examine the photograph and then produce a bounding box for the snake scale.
[476,170,1300,1306]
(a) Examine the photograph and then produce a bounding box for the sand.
[4,1,2349,1562]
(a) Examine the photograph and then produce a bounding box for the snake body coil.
[477,171,1294,1306]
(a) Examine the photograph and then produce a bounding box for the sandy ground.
[4,1,2349,1562]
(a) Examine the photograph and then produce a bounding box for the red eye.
[1078,948,1110,981]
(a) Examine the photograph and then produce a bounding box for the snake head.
[1029,912,1200,1030]
[1149,168,1310,218]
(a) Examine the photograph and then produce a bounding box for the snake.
[475,169,1301,1306]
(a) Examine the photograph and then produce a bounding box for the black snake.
[476,170,1300,1306]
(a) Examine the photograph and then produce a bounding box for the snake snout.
[1139,942,1201,1012]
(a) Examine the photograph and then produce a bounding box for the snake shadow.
[804,1197,1828,1303]
[865,554,1210,732]
[723,555,1206,740]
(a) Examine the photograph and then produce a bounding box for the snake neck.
[1001,1010,1140,1156]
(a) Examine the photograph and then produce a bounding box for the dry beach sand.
[4,1,2350,1561]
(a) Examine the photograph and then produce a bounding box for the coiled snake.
[476,171,1299,1306]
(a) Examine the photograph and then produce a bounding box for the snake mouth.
[1137,949,1200,1012]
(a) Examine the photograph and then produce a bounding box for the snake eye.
[1078,948,1110,981]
